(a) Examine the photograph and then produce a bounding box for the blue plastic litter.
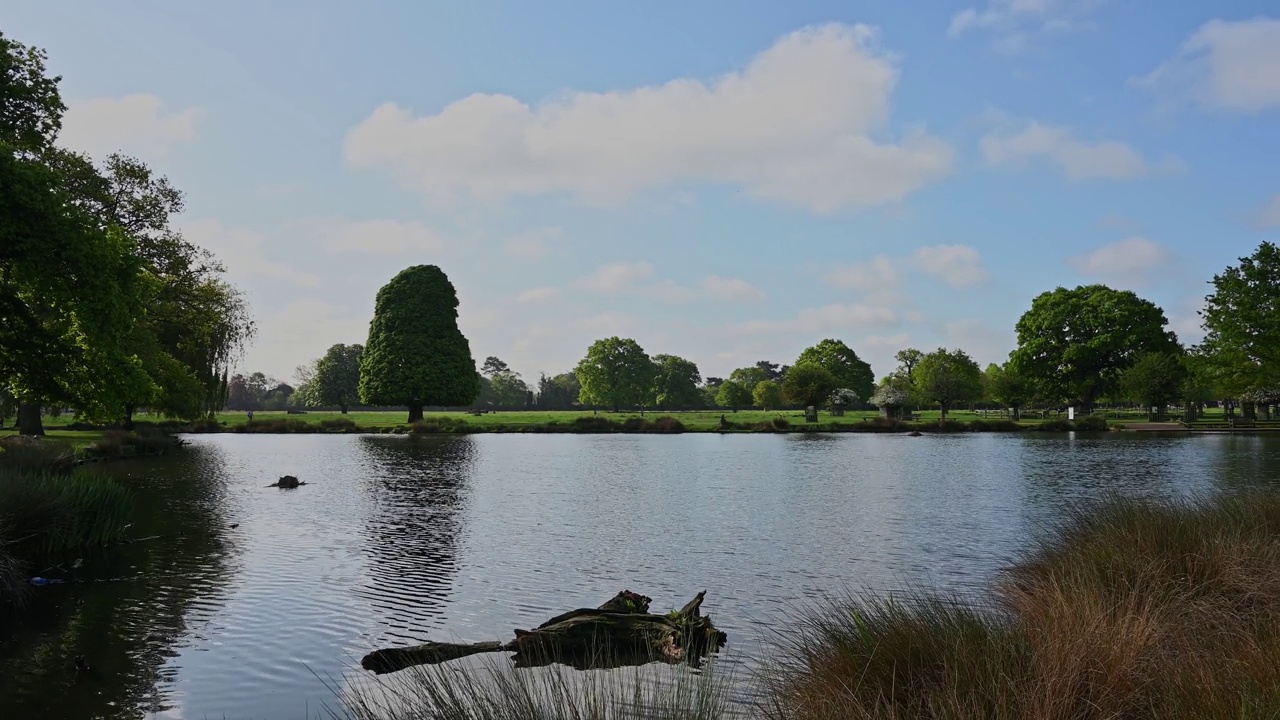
[28,576,64,586]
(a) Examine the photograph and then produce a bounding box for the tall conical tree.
[359,265,481,422]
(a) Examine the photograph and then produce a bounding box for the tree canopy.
[914,348,983,420]
[359,265,481,422]
[1011,284,1177,410]
[575,337,655,412]
[1120,352,1188,413]
[1199,242,1280,399]
[987,361,1033,418]
[782,363,838,409]
[752,380,783,410]
[652,354,702,409]
[715,380,753,409]
[312,343,364,413]
[535,372,580,409]
[795,339,874,400]
[478,356,530,407]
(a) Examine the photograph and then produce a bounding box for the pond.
[2,431,1278,718]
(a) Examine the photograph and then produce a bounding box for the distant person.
[247,410,254,421]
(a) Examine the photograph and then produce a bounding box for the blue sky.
[8,0,1279,383]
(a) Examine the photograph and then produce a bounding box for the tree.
[715,380,752,409]
[895,348,924,382]
[782,363,838,409]
[482,356,510,376]
[988,361,1033,421]
[828,388,860,411]
[574,337,656,412]
[795,339,874,400]
[480,370,530,407]
[1011,285,1178,411]
[1199,242,1280,400]
[535,372,580,409]
[728,366,769,391]
[312,343,364,413]
[652,354,702,409]
[359,265,481,422]
[0,31,64,154]
[914,348,983,420]
[870,384,911,418]
[1120,352,1188,420]
[753,380,783,410]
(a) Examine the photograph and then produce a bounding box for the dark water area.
[2,432,1278,718]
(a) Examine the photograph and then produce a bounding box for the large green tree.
[477,356,530,407]
[782,363,839,409]
[795,339,874,400]
[535,372,580,409]
[359,265,481,422]
[1011,284,1178,411]
[652,354,702,409]
[312,343,364,413]
[574,337,655,412]
[753,380,783,410]
[715,380,753,409]
[914,348,983,420]
[1199,242,1280,399]
[987,360,1033,420]
[1120,352,1188,420]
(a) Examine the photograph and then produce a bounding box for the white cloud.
[823,255,899,295]
[981,121,1181,180]
[1258,193,1280,228]
[948,0,1103,49]
[60,94,200,159]
[182,219,320,288]
[504,226,563,259]
[911,245,989,288]
[317,219,447,255]
[701,275,767,302]
[1068,236,1172,282]
[516,287,561,303]
[732,303,898,335]
[578,262,655,293]
[1136,18,1280,112]
[344,24,953,213]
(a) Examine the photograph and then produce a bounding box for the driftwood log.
[361,590,727,675]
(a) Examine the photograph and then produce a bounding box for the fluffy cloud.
[1258,194,1280,228]
[1068,237,1171,282]
[578,262,655,293]
[516,286,561,303]
[60,94,200,159]
[948,0,1103,51]
[504,226,563,259]
[317,219,446,255]
[981,121,1181,180]
[732,303,899,335]
[1136,18,1280,112]
[701,275,767,303]
[344,24,953,213]
[911,245,989,288]
[824,255,899,295]
[181,219,320,288]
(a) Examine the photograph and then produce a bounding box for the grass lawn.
[0,427,105,449]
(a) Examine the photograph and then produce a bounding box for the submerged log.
[360,590,727,675]
[268,475,304,488]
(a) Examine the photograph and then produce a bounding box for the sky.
[7,0,1279,384]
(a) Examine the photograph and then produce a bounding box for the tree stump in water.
[360,590,727,675]
[269,475,304,488]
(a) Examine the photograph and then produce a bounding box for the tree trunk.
[17,403,44,436]
[340,403,348,415]
[940,403,949,421]
[123,403,136,430]
[362,590,726,675]
[407,404,424,423]
[1011,406,1021,422]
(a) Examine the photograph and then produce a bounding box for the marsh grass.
[333,651,733,720]
[760,491,1280,719]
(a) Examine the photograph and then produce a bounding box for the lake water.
[2,431,1278,718]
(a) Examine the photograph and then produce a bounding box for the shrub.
[1033,418,1074,432]
[862,416,906,431]
[318,418,359,432]
[0,436,75,473]
[409,417,467,434]
[1072,414,1109,432]
[621,417,646,432]
[646,416,686,433]
[570,416,619,433]
[236,418,312,433]
[0,469,133,557]
[188,418,222,433]
[917,419,967,432]
[772,417,791,430]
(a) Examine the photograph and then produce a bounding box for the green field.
[2,406,1221,442]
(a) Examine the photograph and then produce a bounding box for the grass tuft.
[760,490,1280,720]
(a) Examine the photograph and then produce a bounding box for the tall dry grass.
[332,653,733,720]
[762,491,1280,720]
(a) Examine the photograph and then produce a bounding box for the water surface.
[2,431,1276,718]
